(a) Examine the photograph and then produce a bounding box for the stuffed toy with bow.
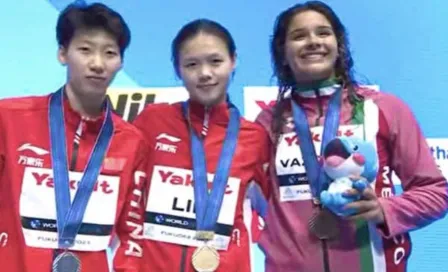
[320,136,379,217]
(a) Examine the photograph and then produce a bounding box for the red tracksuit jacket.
[133,100,270,272]
[0,93,148,271]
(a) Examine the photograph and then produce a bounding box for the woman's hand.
[342,177,385,224]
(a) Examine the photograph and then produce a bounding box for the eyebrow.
[77,40,118,49]
[182,52,225,62]
[288,25,333,35]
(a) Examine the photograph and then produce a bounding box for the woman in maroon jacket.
[255,1,448,272]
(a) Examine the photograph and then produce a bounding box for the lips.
[301,52,327,60]
[86,76,106,83]
[197,83,218,90]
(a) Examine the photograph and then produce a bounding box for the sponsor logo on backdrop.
[428,139,448,178]
[106,87,188,122]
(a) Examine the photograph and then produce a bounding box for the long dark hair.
[271,1,360,141]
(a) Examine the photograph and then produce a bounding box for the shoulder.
[112,114,151,161]
[0,95,49,113]
[240,117,271,151]
[357,86,417,134]
[241,117,268,135]
[357,86,409,109]
[132,102,180,125]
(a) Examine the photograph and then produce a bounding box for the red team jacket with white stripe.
[0,93,148,271]
[133,100,270,272]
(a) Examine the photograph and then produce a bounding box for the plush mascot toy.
[320,136,379,217]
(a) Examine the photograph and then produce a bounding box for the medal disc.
[192,244,220,272]
[52,251,81,272]
[309,208,340,240]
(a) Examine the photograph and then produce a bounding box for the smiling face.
[58,28,122,102]
[284,10,338,83]
[177,32,236,107]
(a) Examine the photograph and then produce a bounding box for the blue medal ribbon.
[182,101,240,232]
[49,88,114,248]
[290,88,342,200]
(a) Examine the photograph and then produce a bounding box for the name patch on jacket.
[19,167,120,251]
[276,125,364,202]
[143,165,240,250]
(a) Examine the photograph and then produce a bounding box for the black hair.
[271,1,361,141]
[171,18,236,77]
[56,2,131,56]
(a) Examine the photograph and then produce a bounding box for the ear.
[57,46,67,65]
[230,53,237,71]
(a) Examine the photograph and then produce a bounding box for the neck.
[190,94,228,109]
[65,85,104,119]
[294,76,339,92]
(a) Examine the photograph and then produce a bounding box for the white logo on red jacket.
[17,143,49,167]
[156,133,181,143]
[124,170,146,258]
[0,232,7,247]
[17,143,49,155]
[18,156,44,167]
[155,133,181,154]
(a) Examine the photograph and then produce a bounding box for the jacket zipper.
[179,246,188,272]
[70,120,83,171]
[314,89,330,272]
[202,108,210,137]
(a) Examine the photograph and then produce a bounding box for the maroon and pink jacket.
[255,86,448,272]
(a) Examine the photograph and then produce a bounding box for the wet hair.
[171,19,236,77]
[56,2,131,56]
[271,1,361,141]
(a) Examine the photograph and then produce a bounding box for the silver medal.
[52,251,81,272]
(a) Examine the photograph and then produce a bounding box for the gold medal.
[308,208,340,240]
[192,244,220,272]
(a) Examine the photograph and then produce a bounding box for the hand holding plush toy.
[320,136,379,217]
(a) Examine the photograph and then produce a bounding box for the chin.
[198,97,221,107]
[302,69,334,81]
[194,92,225,107]
[85,89,107,98]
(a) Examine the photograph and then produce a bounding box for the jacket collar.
[187,99,231,126]
[292,77,341,98]
[59,87,108,133]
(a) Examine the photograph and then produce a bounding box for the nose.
[89,53,105,74]
[307,33,321,49]
[198,64,212,81]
